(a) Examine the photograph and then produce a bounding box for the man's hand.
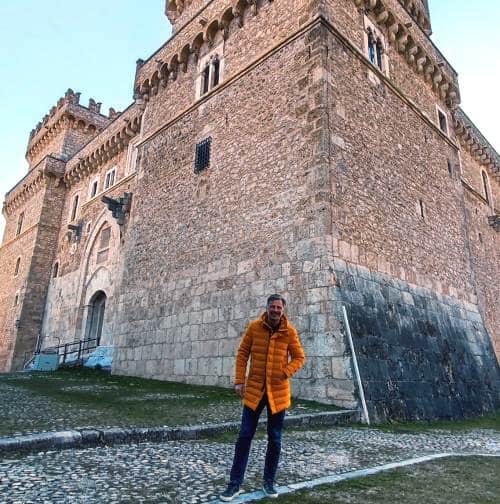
[235,384,245,398]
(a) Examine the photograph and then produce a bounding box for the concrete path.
[1,426,498,503]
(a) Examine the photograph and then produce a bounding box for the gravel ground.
[1,426,498,503]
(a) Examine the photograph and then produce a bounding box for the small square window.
[194,137,212,172]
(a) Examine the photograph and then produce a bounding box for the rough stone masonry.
[0,0,499,421]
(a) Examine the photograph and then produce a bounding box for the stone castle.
[1,0,499,421]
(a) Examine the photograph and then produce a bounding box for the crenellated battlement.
[26,89,120,170]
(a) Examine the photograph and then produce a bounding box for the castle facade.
[1,0,499,420]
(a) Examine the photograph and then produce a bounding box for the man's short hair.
[267,294,286,306]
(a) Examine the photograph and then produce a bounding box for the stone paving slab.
[1,426,498,503]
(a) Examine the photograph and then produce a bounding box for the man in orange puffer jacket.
[220,294,305,501]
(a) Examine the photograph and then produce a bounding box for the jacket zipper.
[263,328,273,392]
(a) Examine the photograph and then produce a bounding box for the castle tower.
[0,0,498,420]
[26,89,111,170]
[0,91,113,371]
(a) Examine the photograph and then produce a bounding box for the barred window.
[194,137,212,173]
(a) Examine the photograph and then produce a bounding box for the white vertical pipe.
[342,305,370,425]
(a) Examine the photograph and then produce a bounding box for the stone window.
[482,170,490,204]
[447,159,453,177]
[363,16,388,76]
[197,51,224,98]
[126,141,139,176]
[194,137,212,173]
[212,57,220,87]
[104,168,116,190]
[89,179,99,199]
[202,65,210,95]
[96,226,111,264]
[436,106,448,135]
[53,262,59,278]
[16,212,24,236]
[14,257,21,277]
[70,194,79,221]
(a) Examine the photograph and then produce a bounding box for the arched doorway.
[87,291,106,346]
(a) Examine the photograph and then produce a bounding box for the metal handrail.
[24,337,100,369]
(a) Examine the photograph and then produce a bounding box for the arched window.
[376,39,384,70]
[212,57,220,87]
[14,257,21,276]
[482,171,490,204]
[202,65,210,95]
[367,30,376,65]
[53,262,59,278]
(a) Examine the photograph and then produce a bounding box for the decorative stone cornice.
[2,157,66,216]
[454,108,500,180]
[62,112,142,188]
[398,0,431,34]
[354,0,460,107]
[135,0,261,106]
[136,0,459,111]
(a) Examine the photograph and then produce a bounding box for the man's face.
[267,299,284,325]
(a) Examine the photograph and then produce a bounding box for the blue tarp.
[84,346,113,370]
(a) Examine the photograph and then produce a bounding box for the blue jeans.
[229,394,286,486]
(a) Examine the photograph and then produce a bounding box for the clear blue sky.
[1,1,499,237]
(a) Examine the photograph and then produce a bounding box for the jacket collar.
[261,312,288,333]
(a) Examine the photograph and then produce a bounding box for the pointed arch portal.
[87,290,107,345]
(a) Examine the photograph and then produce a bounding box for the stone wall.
[112,23,356,406]
[336,261,499,421]
[0,172,66,371]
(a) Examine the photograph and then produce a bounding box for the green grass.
[0,368,340,436]
[364,410,500,433]
[264,456,500,503]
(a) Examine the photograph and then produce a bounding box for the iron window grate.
[194,137,212,172]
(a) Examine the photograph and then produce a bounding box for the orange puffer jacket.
[235,313,305,414]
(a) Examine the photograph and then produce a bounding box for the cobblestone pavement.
[1,427,498,503]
